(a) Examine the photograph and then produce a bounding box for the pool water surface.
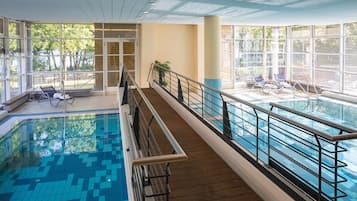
[0,113,128,201]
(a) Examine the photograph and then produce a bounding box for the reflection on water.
[269,98,357,201]
[0,113,128,201]
[0,114,99,164]
[278,98,357,130]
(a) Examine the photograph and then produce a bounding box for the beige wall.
[140,23,202,88]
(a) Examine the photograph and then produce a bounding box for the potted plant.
[154,60,171,86]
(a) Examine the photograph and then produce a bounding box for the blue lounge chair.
[253,75,266,89]
[252,75,281,94]
[39,86,74,106]
[274,73,292,89]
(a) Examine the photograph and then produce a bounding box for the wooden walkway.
[143,88,262,201]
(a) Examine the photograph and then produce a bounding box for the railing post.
[253,108,259,161]
[159,68,164,85]
[141,166,145,201]
[169,71,172,94]
[200,85,204,117]
[147,116,154,157]
[133,106,141,149]
[165,163,170,201]
[334,131,342,201]
[122,80,128,105]
[314,135,322,201]
[120,69,125,87]
[222,99,232,139]
[147,63,154,88]
[187,79,190,107]
[267,105,274,163]
[334,141,338,201]
[177,78,184,103]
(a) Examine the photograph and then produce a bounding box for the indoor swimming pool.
[0,113,128,201]
[270,97,357,201]
[204,96,357,201]
[275,97,357,131]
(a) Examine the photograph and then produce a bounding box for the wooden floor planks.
[142,88,262,201]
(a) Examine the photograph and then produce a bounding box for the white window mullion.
[262,26,267,78]
[286,26,292,80]
[340,23,344,93]
[4,18,10,101]
[311,25,315,87]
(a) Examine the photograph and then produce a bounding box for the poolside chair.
[39,86,74,106]
[252,75,279,94]
[252,75,266,89]
[274,73,292,89]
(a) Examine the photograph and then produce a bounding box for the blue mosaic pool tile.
[80,191,87,201]
[56,155,64,166]
[99,181,111,189]
[99,195,105,201]
[0,113,128,201]
[0,193,12,200]
[94,189,100,197]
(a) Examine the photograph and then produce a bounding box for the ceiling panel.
[0,0,356,25]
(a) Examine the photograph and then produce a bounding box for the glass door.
[104,39,121,93]
[103,39,137,93]
[123,40,136,80]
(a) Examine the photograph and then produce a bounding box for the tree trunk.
[63,54,67,81]
[47,50,51,71]
[50,51,57,70]
[70,54,73,70]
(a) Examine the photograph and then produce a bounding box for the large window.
[29,23,137,91]
[0,18,4,102]
[222,26,287,87]
[30,24,95,90]
[344,22,357,96]
[234,26,264,84]
[221,23,357,96]
[0,39,4,102]
[8,21,25,99]
[266,27,287,80]
[314,24,340,91]
[221,25,234,88]
[291,26,312,83]
[0,20,137,103]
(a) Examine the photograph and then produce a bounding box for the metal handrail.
[270,102,357,138]
[120,66,187,165]
[126,69,187,159]
[152,64,357,142]
[132,154,188,166]
[146,63,154,87]
[292,80,320,96]
[120,66,188,201]
[293,81,307,94]
[151,64,269,113]
[151,64,354,200]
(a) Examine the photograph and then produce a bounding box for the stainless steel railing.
[150,64,357,201]
[119,66,187,201]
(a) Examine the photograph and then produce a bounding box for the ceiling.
[1,0,357,25]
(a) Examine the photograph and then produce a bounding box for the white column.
[204,15,221,89]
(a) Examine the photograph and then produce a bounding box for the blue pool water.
[197,96,357,200]
[0,113,128,201]
[271,98,357,200]
[275,98,357,132]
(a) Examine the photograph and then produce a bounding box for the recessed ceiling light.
[152,0,181,11]
[144,11,149,14]
[175,2,223,14]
